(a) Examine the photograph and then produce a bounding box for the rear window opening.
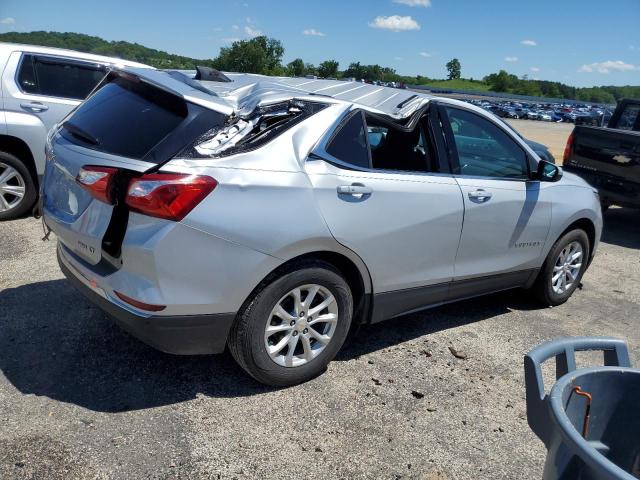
[182,100,328,158]
[61,74,226,162]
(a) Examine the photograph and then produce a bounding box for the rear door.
[3,52,108,133]
[305,109,464,320]
[439,104,551,289]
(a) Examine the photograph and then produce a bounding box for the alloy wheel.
[0,162,26,213]
[264,284,339,367]
[551,241,583,295]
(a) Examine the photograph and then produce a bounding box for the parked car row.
[464,98,613,125]
[303,75,407,89]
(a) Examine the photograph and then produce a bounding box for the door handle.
[468,189,492,202]
[337,184,373,196]
[20,102,49,112]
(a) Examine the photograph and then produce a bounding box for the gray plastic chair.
[525,337,640,479]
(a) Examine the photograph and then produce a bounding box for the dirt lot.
[505,119,574,160]
[1,122,639,479]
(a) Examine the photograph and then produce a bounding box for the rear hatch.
[43,69,229,267]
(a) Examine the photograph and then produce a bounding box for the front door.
[439,104,551,290]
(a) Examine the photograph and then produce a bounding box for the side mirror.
[536,160,563,182]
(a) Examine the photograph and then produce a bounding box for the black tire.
[0,151,37,221]
[532,229,590,306]
[228,260,353,387]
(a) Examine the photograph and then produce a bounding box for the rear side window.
[17,54,106,100]
[367,119,437,173]
[615,104,640,131]
[62,77,188,159]
[17,55,37,93]
[326,112,370,168]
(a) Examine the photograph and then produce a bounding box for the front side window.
[17,54,106,100]
[445,107,528,179]
[326,112,370,168]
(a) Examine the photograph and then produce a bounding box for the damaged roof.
[125,67,432,119]
[203,73,432,118]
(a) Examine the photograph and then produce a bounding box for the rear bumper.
[564,166,640,208]
[58,248,235,355]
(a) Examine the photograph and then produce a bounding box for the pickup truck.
[563,99,640,210]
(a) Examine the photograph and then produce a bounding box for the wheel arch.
[0,135,38,184]
[246,249,373,326]
[561,217,596,260]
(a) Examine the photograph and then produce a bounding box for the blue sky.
[1,0,639,87]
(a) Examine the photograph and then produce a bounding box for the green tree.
[304,63,317,76]
[0,31,215,69]
[286,58,305,76]
[318,60,339,78]
[445,58,461,80]
[212,36,284,75]
[484,70,517,93]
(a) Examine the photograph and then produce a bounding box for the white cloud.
[232,24,239,31]
[394,56,404,61]
[244,25,261,37]
[504,56,518,62]
[578,60,639,74]
[521,39,537,46]
[393,0,431,7]
[369,15,420,32]
[222,37,241,44]
[0,17,15,25]
[530,67,540,72]
[419,52,431,57]
[303,28,326,37]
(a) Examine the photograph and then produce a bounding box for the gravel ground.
[1,162,639,479]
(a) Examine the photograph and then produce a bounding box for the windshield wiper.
[63,122,100,146]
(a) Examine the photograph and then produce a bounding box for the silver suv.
[0,42,148,219]
[43,68,602,386]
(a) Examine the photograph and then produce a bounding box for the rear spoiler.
[104,67,235,116]
[195,66,231,83]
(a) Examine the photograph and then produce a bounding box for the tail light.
[76,166,118,204]
[125,173,217,221]
[114,291,166,312]
[563,132,574,164]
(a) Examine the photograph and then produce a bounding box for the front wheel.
[228,261,353,386]
[531,229,590,306]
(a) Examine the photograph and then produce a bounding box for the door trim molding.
[370,269,538,323]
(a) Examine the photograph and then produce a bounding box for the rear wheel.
[228,261,353,386]
[0,152,37,221]
[532,229,590,306]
